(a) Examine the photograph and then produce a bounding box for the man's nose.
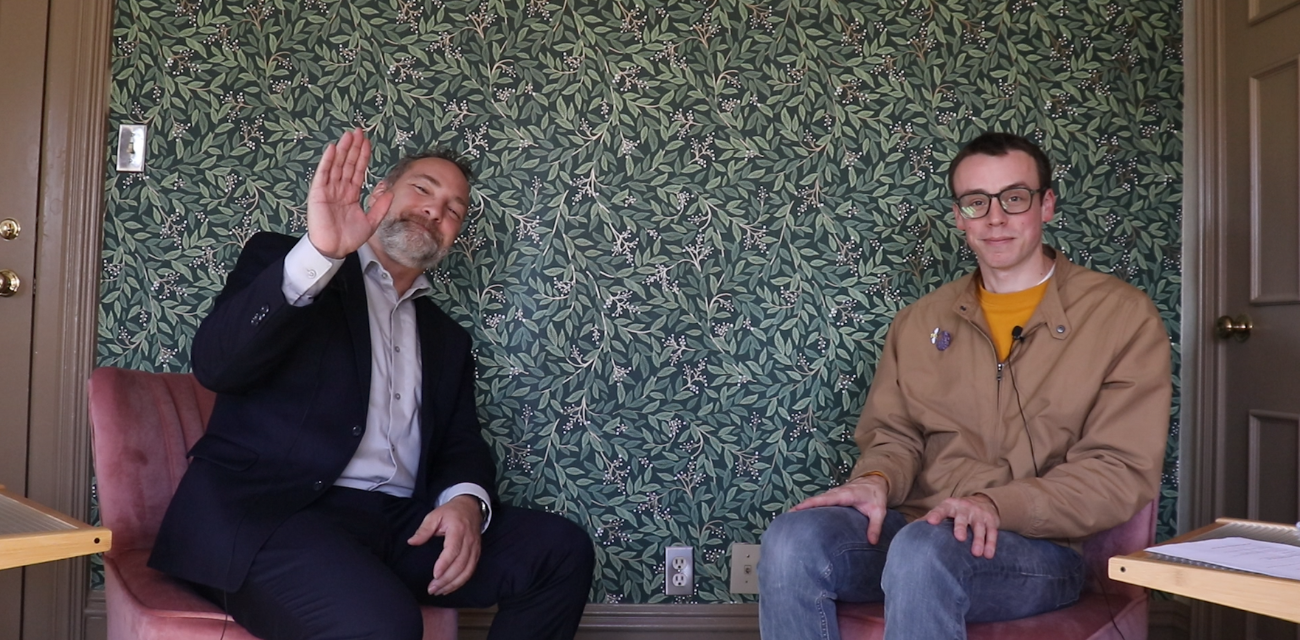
[985,199,1009,225]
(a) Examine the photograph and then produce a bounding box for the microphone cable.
[1005,326,1039,478]
[1008,325,1127,640]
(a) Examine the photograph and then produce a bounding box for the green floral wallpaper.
[100,0,1183,603]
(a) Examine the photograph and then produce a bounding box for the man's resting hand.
[408,494,484,596]
[924,495,1001,559]
[791,475,891,544]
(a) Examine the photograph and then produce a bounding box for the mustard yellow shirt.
[978,278,1050,361]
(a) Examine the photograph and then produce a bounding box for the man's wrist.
[452,494,487,526]
[969,493,999,515]
[855,471,890,492]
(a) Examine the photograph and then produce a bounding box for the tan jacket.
[852,247,1171,541]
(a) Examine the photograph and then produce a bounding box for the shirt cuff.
[437,483,492,532]
[281,235,344,306]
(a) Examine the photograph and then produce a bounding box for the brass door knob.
[1215,314,1252,342]
[0,269,18,297]
[0,219,18,240]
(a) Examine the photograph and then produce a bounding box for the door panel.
[1250,59,1299,302]
[0,0,47,637]
[1248,412,1300,525]
[1220,2,1300,638]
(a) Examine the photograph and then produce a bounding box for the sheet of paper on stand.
[1147,536,1300,581]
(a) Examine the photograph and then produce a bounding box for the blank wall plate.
[116,124,147,172]
[665,545,693,596]
[730,543,761,594]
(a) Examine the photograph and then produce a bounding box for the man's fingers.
[982,528,998,559]
[923,504,947,526]
[339,129,366,192]
[865,508,884,545]
[794,494,829,509]
[408,512,442,546]
[311,143,335,196]
[952,512,968,542]
[352,134,373,188]
[430,526,481,595]
[792,491,841,511]
[432,541,457,588]
[969,520,985,555]
[326,131,353,191]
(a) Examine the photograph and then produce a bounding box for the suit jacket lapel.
[415,297,445,455]
[336,253,372,394]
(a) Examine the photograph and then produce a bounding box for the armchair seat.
[89,367,458,640]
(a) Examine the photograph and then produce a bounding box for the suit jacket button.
[351,425,363,436]
[312,480,324,491]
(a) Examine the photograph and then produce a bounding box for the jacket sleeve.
[850,310,926,506]
[191,232,321,394]
[979,295,1172,539]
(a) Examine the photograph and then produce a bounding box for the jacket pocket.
[188,434,259,471]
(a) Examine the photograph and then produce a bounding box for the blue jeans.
[758,506,1085,640]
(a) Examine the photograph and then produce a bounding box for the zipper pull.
[997,362,1004,381]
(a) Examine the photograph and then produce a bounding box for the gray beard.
[375,216,450,271]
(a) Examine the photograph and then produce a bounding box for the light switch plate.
[117,124,147,172]
[730,543,761,594]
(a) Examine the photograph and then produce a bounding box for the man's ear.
[367,181,390,210]
[1040,188,1056,224]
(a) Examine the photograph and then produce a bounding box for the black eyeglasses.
[954,188,1041,220]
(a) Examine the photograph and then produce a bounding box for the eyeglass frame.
[953,187,1044,220]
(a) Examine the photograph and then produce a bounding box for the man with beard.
[149,129,594,640]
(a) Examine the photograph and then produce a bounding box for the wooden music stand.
[1109,518,1300,623]
[0,485,111,571]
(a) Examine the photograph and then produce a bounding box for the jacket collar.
[952,245,1073,342]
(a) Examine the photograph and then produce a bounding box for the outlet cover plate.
[665,545,693,596]
[730,543,761,594]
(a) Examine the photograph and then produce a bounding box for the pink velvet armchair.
[88,367,459,640]
[836,499,1156,639]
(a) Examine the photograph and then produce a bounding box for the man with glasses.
[758,132,1171,639]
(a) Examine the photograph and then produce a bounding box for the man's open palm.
[306,128,393,258]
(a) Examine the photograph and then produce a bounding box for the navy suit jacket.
[149,232,498,592]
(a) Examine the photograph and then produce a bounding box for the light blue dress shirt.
[279,235,492,530]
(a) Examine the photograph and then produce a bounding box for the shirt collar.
[357,242,433,301]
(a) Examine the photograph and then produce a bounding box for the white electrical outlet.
[730,543,761,594]
[665,545,693,595]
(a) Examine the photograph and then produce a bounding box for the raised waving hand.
[306,129,394,258]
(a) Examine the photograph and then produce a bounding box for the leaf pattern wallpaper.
[100,0,1183,603]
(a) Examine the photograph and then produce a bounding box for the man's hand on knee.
[790,475,890,544]
[923,495,1000,559]
[408,495,484,596]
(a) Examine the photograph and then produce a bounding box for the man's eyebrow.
[408,172,470,208]
[955,181,1034,198]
